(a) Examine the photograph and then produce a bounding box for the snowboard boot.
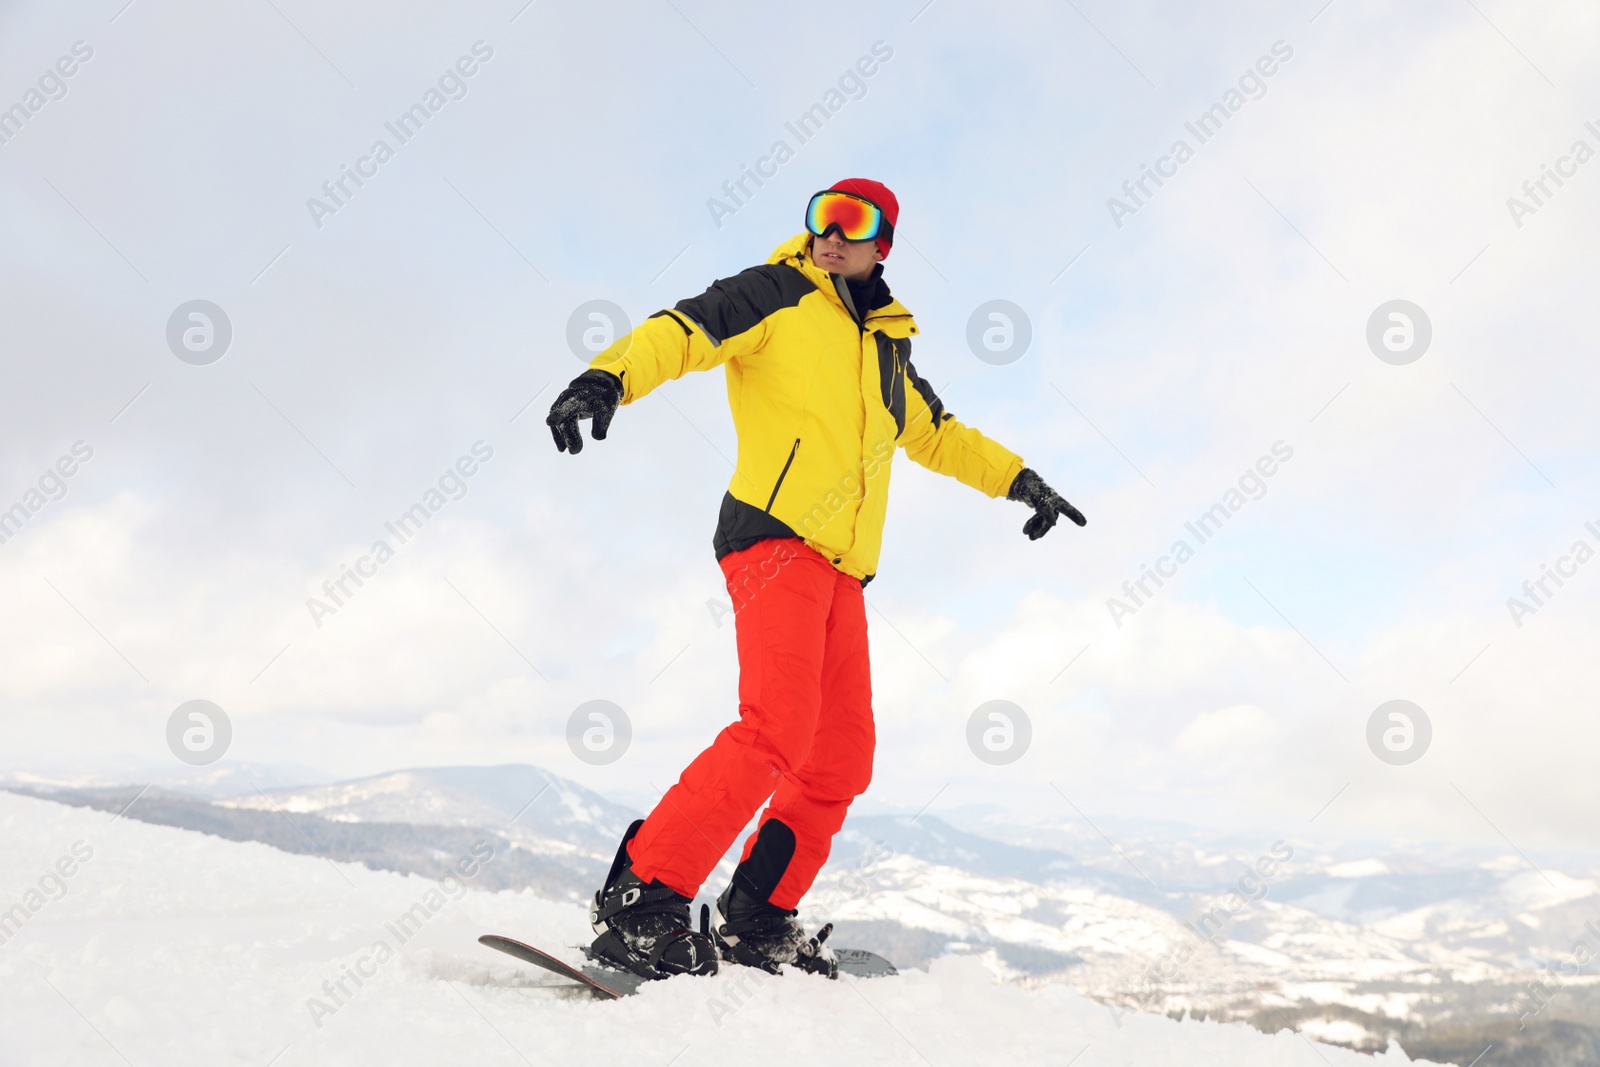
[589,819,718,980]
[713,881,837,977]
[712,819,837,978]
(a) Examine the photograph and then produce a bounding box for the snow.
[1326,859,1390,878]
[1501,869,1599,910]
[0,793,1455,1066]
[1300,1018,1376,1046]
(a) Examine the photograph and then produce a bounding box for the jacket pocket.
[764,437,801,512]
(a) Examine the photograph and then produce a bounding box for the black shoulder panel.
[905,359,946,428]
[674,264,815,346]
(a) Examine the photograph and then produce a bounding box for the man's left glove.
[546,369,624,454]
[1007,468,1087,540]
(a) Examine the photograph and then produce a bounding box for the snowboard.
[478,934,896,1000]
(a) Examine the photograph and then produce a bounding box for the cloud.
[1173,704,1278,757]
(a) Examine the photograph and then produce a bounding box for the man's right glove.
[1007,468,1087,540]
[546,369,623,454]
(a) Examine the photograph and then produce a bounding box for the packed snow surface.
[0,793,1448,1066]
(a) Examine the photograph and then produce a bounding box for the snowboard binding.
[588,820,718,980]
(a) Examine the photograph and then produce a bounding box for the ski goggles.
[805,190,894,244]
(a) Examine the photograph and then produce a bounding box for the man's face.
[810,229,883,282]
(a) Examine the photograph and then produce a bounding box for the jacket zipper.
[765,438,801,513]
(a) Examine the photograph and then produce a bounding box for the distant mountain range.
[213,763,637,856]
[9,763,1600,1065]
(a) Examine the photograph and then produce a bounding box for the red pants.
[627,538,874,910]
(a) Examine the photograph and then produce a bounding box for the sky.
[2,0,1598,862]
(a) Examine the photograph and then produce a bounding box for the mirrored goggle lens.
[806,193,882,241]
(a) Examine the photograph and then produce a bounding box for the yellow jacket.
[589,233,1025,583]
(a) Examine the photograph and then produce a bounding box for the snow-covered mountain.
[214,764,638,858]
[10,764,1600,1063]
[0,760,335,799]
[6,764,640,903]
[816,821,1600,1057]
[820,811,1600,1056]
[0,790,1449,1067]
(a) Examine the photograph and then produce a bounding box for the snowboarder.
[546,179,1086,981]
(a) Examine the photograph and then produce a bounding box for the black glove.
[546,369,623,454]
[1006,468,1086,540]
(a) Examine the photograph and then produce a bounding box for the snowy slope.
[17,762,1598,1055]
[0,792,1449,1067]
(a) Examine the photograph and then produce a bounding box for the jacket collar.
[770,233,918,336]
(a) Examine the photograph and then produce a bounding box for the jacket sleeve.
[898,359,1026,498]
[588,264,808,403]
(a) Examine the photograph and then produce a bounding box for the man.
[546,178,1085,981]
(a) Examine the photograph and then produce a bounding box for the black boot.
[711,819,837,978]
[589,820,718,980]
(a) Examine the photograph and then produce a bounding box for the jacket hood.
[768,231,814,267]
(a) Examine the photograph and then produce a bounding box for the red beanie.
[829,178,898,260]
